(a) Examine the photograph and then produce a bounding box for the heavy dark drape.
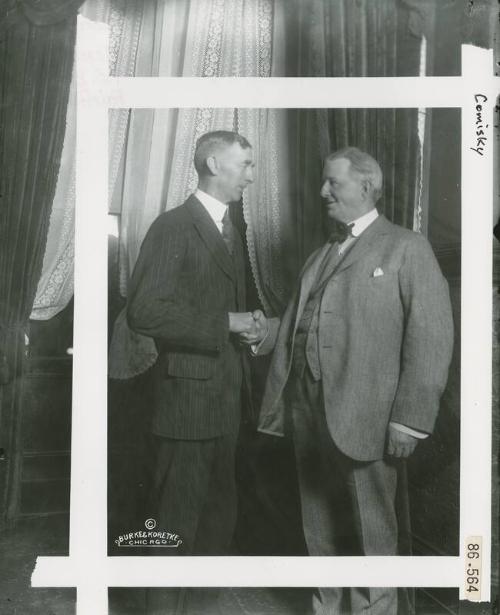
[284,0,421,77]
[0,5,80,383]
[287,107,421,269]
[1,0,83,29]
[0,3,81,522]
[280,0,423,268]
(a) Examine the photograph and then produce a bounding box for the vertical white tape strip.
[460,44,493,602]
[414,36,427,233]
[72,15,109,615]
[76,585,109,615]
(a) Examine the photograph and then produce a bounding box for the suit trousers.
[289,367,399,615]
[145,424,239,615]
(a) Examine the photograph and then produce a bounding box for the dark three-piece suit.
[127,194,248,613]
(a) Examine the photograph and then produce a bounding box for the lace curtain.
[116,0,275,290]
[27,0,425,377]
[109,0,426,377]
[109,0,279,378]
[30,0,143,321]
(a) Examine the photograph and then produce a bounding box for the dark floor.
[108,587,311,615]
[108,587,462,615]
[0,515,460,614]
[0,516,75,615]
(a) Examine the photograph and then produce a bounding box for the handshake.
[228,310,268,346]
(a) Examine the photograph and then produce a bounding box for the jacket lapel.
[185,195,236,282]
[331,214,391,277]
[233,231,246,310]
[293,215,392,327]
[294,243,332,327]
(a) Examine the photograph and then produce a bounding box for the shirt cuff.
[250,323,270,355]
[390,421,429,439]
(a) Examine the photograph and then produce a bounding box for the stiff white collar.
[348,208,379,237]
[195,188,228,228]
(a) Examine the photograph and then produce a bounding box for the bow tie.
[329,222,354,244]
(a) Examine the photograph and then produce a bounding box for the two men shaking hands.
[128,130,453,615]
[228,309,267,345]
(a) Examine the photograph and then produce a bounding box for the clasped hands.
[228,310,268,346]
[229,313,420,457]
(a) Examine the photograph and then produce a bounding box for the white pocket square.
[372,267,384,277]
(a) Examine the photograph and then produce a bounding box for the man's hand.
[386,424,419,458]
[239,309,269,345]
[228,310,269,345]
[228,312,255,334]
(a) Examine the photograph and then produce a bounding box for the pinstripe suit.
[128,194,248,442]
[127,194,249,572]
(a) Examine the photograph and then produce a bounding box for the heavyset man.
[250,147,454,615]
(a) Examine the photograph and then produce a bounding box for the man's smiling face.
[320,157,370,223]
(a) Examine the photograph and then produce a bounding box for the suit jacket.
[127,194,249,440]
[258,214,454,461]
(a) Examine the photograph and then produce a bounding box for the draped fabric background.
[0,0,84,30]
[117,0,275,291]
[247,104,422,316]
[0,6,80,382]
[272,0,424,303]
[108,0,425,377]
[17,0,426,378]
[0,0,82,525]
[229,0,426,317]
[109,0,278,378]
[30,0,143,321]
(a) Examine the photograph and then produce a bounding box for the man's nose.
[320,181,329,197]
[246,167,254,183]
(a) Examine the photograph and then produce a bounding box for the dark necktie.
[328,221,354,245]
[221,208,234,255]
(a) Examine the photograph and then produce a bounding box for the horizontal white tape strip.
[105,76,470,109]
[32,555,462,588]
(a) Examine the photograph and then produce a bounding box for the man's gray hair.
[194,130,251,176]
[326,147,383,202]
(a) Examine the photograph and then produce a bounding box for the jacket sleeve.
[389,234,454,433]
[251,317,281,356]
[126,218,229,354]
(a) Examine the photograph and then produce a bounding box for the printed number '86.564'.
[465,540,482,600]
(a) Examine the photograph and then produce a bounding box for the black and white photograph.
[0,1,498,614]
[107,106,461,614]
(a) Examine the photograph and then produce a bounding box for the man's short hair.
[194,130,251,176]
[326,147,383,202]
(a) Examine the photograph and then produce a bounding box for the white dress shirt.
[195,188,228,233]
[337,207,379,254]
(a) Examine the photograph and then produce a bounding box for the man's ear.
[361,179,371,199]
[206,155,218,176]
